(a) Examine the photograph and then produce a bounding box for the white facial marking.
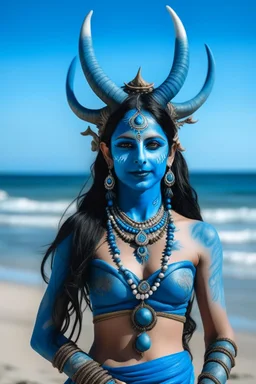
[113,154,128,164]
[156,152,168,164]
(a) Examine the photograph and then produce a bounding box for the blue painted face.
[111,109,170,191]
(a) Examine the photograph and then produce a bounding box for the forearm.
[197,337,237,384]
[31,333,115,383]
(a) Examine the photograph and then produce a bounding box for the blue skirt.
[64,350,194,384]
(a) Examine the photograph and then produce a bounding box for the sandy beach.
[0,281,254,384]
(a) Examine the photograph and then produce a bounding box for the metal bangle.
[206,338,237,357]
[52,341,75,368]
[198,372,221,384]
[214,337,238,357]
[83,365,102,384]
[58,345,83,373]
[205,358,230,379]
[90,368,112,384]
[85,366,114,384]
[52,341,81,373]
[72,361,99,384]
[204,346,235,368]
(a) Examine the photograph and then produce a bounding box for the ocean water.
[0,173,255,331]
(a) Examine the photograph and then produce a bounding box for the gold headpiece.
[123,67,154,94]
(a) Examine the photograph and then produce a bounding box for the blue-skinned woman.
[30,5,237,384]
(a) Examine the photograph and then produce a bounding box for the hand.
[115,380,127,384]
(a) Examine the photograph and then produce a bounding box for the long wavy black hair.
[41,93,202,358]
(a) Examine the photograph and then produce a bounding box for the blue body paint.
[31,110,172,381]
[191,222,226,309]
[172,240,183,251]
[30,234,95,379]
[111,109,170,222]
[31,109,171,381]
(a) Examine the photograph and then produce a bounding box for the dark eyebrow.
[116,134,166,140]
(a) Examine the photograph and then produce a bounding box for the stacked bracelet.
[52,341,116,384]
[52,341,82,373]
[71,361,114,384]
[198,338,238,384]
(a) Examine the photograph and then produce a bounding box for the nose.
[134,145,147,166]
[134,159,146,165]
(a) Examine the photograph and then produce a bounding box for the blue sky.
[1,0,255,173]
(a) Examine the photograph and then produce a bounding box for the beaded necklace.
[105,193,175,356]
[106,204,168,264]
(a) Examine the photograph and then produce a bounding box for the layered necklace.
[107,203,168,264]
[105,191,175,356]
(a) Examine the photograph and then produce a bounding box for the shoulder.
[172,211,219,243]
[173,210,217,234]
[172,211,221,261]
[52,232,74,266]
[189,220,220,246]
[188,220,222,264]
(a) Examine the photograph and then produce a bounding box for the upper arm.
[190,221,234,347]
[30,233,73,360]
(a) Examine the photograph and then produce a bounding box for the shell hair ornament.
[66,6,215,152]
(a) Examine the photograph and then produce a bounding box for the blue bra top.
[87,259,196,317]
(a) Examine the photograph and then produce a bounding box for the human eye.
[115,142,133,149]
[146,140,161,150]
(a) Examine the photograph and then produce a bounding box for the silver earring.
[164,167,175,187]
[104,168,115,190]
[164,167,175,198]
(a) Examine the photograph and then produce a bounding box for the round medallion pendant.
[104,174,115,190]
[131,302,157,332]
[134,307,154,326]
[135,230,149,246]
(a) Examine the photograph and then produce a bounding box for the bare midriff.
[88,315,184,367]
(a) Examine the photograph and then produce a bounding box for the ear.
[167,142,177,167]
[99,142,113,168]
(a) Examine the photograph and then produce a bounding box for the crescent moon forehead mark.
[81,10,93,38]
[166,5,187,40]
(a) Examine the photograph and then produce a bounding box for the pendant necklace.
[107,203,168,264]
[105,192,175,356]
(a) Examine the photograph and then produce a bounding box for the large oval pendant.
[135,332,152,355]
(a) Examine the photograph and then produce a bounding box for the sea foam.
[202,207,256,223]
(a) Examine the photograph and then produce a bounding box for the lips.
[129,171,151,177]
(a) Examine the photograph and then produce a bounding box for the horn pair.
[66,6,215,127]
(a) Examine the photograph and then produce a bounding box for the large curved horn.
[79,11,128,108]
[152,6,189,107]
[172,44,215,119]
[66,57,108,124]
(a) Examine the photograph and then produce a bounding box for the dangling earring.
[164,166,175,199]
[104,167,115,190]
[104,167,116,206]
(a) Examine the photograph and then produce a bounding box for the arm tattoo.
[191,222,225,309]
[172,240,183,251]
